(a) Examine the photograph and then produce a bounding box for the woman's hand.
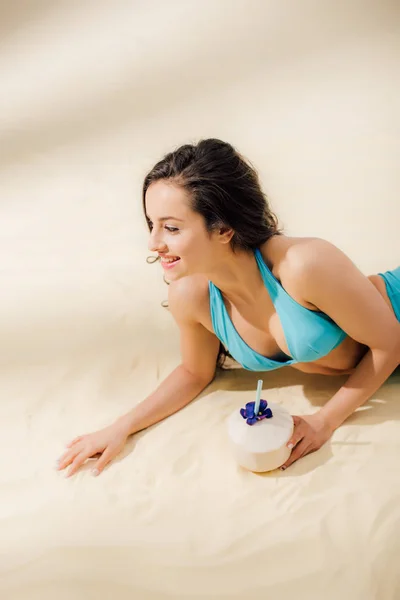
[56,420,131,478]
[281,412,334,470]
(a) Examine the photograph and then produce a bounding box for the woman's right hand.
[56,420,130,478]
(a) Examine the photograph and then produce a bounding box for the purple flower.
[240,399,273,426]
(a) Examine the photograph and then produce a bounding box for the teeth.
[161,256,179,263]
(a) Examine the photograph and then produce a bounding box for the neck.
[207,247,264,305]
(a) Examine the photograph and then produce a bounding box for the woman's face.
[145,180,222,281]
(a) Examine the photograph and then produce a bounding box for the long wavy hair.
[143,138,282,367]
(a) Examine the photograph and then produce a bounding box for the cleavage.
[223,294,292,360]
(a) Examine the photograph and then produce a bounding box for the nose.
[148,228,167,253]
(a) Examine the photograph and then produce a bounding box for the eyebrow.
[147,216,184,222]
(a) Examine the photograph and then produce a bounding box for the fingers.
[66,436,82,448]
[57,440,90,473]
[286,416,305,450]
[91,446,116,477]
[56,446,82,471]
[281,439,312,470]
[65,450,90,478]
[57,444,93,477]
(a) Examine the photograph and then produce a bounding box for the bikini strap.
[254,248,279,302]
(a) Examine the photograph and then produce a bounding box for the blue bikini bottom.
[379,266,400,321]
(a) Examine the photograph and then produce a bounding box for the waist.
[293,336,368,374]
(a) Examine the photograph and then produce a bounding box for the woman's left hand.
[281,412,334,470]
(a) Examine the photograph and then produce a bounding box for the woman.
[56,138,400,477]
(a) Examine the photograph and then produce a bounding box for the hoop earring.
[146,254,169,308]
[146,254,159,264]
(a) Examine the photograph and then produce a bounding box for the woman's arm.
[117,363,214,436]
[282,240,400,468]
[118,276,221,434]
[319,345,399,430]
[57,276,220,477]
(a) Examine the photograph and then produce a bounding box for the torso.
[189,235,394,375]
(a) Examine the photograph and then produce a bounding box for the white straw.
[254,379,263,415]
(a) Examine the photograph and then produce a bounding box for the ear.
[217,224,235,244]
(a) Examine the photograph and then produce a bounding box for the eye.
[165,226,179,233]
[147,220,153,230]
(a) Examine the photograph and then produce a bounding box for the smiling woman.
[57,138,400,478]
[143,139,282,367]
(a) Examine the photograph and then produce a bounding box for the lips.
[159,255,181,269]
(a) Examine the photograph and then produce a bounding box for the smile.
[160,256,181,269]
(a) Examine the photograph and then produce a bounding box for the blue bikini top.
[208,248,347,371]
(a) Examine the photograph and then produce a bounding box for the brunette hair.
[144,138,282,367]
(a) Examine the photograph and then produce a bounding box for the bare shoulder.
[285,237,350,273]
[168,274,211,324]
[262,235,350,274]
[261,235,353,307]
